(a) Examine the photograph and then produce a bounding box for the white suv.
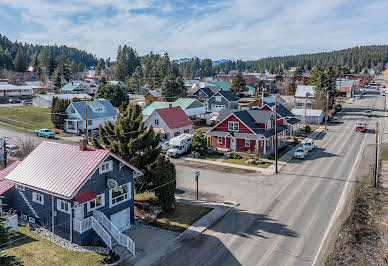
[303,140,315,151]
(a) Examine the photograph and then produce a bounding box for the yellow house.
[384,68,388,80]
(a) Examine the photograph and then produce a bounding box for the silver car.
[294,147,308,159]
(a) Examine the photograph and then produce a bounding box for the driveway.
[159,90,383,266]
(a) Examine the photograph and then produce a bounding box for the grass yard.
[151,202,212,232]
[1,226,106,266]
[223,158,271,168]
[200,154,223,161]
[194,125,212,133]
[134,193,157,202]
[0,106,52,132]
[381,149,388,160]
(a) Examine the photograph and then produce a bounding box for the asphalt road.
[161,90,383,266]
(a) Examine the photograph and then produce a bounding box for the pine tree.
[308,62,325,91]
[231,72,247,93]
[161,76,185,101]
[92,103,161,192]
[287,78,297,96]
[191,132,207,155]
[52,56,70,88]
[115,45,141,81]
[96,58,105,76]
[151,155,176,213]
[13,50,27,72]
[95,83,128,107]
[127,66,144,93]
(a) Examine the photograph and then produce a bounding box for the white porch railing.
[93,210,135,256]
[73,216,112,249]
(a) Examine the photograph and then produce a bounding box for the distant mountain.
[173,57,230,66]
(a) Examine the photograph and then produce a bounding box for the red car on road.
[355,122,366,132]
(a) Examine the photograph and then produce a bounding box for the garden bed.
[222,158,271,168]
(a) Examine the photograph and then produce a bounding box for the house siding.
[213,115,254,134]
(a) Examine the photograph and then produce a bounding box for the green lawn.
[0,106,53,131]
[223,158,271,168]
[151,202,212,232]
[381,149,388,161]
[200,154,223,161]
[1,226,106,266]
[194,125,212,133]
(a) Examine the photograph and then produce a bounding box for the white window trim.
[15,184,25,191]
[29,217,35,223]
[215,96,222,102]
[22,214,27,220]
[119,162,124,170]
[87,120,93,126]
[87,193,105,212]
[99,160,113,174]
[245,139,250,147]
[154,119,159,125]
[57,199,71,214]
[228,122,239,132]
[32,192,44,205]
[109,182,131,208]
[217,137,222,144]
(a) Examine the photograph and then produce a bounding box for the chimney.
[79,139,88,151]
[169,103,173,108]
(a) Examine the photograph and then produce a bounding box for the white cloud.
[3,0,388,60]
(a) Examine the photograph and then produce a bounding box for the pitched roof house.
[144,90,162,103]
[207,109,288,154]
[295,85,316,98]
[64,99,117,134]
[206,90,240,112]
[142,99,206,118]
[3,141,141,253]
[144,106,194,140]
[61,82,90,94]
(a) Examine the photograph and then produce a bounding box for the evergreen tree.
[115,45,141,81]
[51,56,70,88]
[161,76,185,101]
[287,78,297,96]
[77,62,84,72]
[308,62,325,91]
[231,72,247,93]
[294,66,303,75]
[70,60,78,73]
[13,50,27,72]
[151,155,176,213]
[191,132,208,155]
[95,83,128,107]
[50,97,70,129]
[96,58,105,76]
[323,66,336,107]
[127,66,144,93]
[92,104,161,192]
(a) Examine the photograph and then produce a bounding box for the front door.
[74,204,84,220]
[230,138,236,151]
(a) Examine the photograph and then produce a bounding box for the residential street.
[161,89,383,266]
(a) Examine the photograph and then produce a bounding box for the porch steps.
[112,240,133,262]
[17,190,39,218]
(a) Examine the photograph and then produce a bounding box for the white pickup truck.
[167,134,193,158]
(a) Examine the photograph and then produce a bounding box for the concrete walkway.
[379,96,388,189]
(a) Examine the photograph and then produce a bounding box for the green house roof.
[209,81,256,91]
[173,98,204,109]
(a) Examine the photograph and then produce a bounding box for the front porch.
[65,119,84,134]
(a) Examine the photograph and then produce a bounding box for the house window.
[95,107,104,112]
[57,199,71,214]
[99,160,113,174]
[29,217,35,223]
[110,183,130,207]
[228,122,239,131]
[245,139,250,147]
[32,192,44,205]
[87,120,92,126]
[15,184,25,191]
[154,119,159,125]
[71,108,75,113]
[217,137,223,144]
[215,96,222,102]
[22,214,27,220]
[87,194,105,212]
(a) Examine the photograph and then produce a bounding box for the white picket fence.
[73,216,112,249]
[93,210,135,256]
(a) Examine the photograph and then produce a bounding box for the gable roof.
[295,85,315,97]
[155,106,193,129]
[266,102,295,118]
[0,161,21,195]
[4,142,141,199]
[208,81,232,89]
[173,98,204,109]
[69,99,117,120]
[210,90,239,102]
[291,108,324,116]
[146,90,161,98]
[62,82,89,92]
[142,102,171,116]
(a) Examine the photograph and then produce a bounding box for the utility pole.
[275,94,278,174]
[374,122,379,188]
[3,140,7,168]
[304,92,308,125]
[85,101,88,143]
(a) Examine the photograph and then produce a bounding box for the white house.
[33,94,92,108]
[0,83,33,96]
[64,99,117,134]
[144,106,194,141]
[291,108,324,124]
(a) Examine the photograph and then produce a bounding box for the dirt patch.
[325,144,388,265]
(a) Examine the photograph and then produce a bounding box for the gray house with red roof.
[144,106,194,141]
[2,141,141,255]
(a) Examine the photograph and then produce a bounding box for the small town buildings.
[206,90,239,112]
[61,82,90,94]
[144,90,162,103]
[144,106,194,140]
[64,99,117,134]
[260,102,301,135]
[33,93,92,108]
[109,81,127,88]
[207,80,256,96]
[206,109,288,154]
[192,87,220,101]
[291,108,324,124]
[142,98,207,119]
[0,83,33,97]
[294,85,316,109]
[3,141,140,253]
[336,79,358,97]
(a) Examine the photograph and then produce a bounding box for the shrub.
[304,125,311,133]
[101,251,120,264]
[229,152,241,159]
[292,136,300,143]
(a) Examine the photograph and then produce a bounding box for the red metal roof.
[156,106,193,129]
[0,161,21,195]
[74,190,96,204]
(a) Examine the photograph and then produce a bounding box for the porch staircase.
[17,190,39,218]
[93,210,135,256]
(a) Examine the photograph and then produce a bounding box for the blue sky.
[1,0,388,61]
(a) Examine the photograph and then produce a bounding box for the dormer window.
[94,107,104,112]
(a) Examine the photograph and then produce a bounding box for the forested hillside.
[0,34,97,73]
